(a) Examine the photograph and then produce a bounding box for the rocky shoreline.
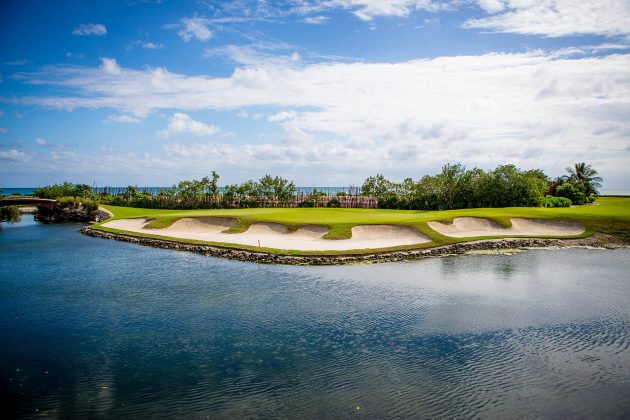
[36,206,110,224]
[80,226,626,265]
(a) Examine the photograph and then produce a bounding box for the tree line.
[361,162,601,210]
[30,162,602,210]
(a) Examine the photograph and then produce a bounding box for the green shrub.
[556,180,587,205]
[57,196,78,208]
[34,182,94,199]
[0,206,20,222]
[82,199,99,212]
[542,195,572,208]
[327,198,341,208]
[298,200,315,208]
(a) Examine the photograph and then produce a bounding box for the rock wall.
[80,226,621,265]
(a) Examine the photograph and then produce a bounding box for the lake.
[1,216,629,418]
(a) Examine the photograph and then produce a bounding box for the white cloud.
[177,18,213,42]
[105,114,141,123]
[304,15,330,24]
[0,149,31,161]
[465,0,630,38]
[100,57,122,75]
[141,42,163,49]
[35,138,49,145]
[326,0,450,20]
[267,110,297,122]
[10,50,630,177]
[157,113,220,138]
[0,128,7,134]
[477,0,504,13]
[72,23,107,36]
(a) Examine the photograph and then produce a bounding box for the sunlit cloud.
[72,23,107,36]
[157,113,220,138]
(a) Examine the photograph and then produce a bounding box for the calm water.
[1,216,629,418]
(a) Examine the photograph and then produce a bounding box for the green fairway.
[94,197,630,255]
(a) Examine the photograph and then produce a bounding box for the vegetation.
[360,163,595,211]
[34,161,604,213]
[55,196,100,213]
[542,196,571,208]
[0,206,21,223]
[33,182,94,199]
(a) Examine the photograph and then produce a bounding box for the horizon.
[1,1,629,189]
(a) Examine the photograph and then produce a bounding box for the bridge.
[0,198,57,208]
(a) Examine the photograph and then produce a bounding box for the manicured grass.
[96,197,630,255]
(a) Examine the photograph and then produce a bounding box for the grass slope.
[95,197,630,255]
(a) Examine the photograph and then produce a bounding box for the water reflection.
[1,217,629,418]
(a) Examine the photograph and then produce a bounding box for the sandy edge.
[81,227,628,266]
[102,218,431,251]
[428,217,585,238]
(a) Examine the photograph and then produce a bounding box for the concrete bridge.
[0,198,57,208]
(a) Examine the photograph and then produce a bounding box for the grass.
[93,197,630,255]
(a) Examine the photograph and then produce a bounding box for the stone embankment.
[80,227,624,266]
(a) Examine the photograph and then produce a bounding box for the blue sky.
[1,0,629,189]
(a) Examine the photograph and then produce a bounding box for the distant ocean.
[2,187,629,196]
[1,186,362,196]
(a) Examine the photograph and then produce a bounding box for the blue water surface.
[1,216,629,418]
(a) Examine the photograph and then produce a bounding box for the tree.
[361,174,391,197]
[565,162,602,196]
[436,163,466,210]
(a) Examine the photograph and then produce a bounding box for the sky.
[1,0,629,189]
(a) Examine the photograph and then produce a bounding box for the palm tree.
[565,162,603,195]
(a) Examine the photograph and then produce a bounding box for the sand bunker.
[101,218,430,251]
[428,217,585,238]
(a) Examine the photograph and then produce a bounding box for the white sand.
[427,217,585,238]
[102,218,430,251]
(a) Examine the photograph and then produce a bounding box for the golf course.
[90,196,630,257]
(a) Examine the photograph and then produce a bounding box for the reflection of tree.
[0,206,21,223]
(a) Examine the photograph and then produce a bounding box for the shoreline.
[80,226,627,265]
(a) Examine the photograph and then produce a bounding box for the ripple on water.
[1,220,630,418]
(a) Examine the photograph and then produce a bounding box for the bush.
[298,200,315,208]
[327,198,341,208]
[82,199,99,213]
[34,182,94,199]
[556,180,586,205]
[57,196,79,208]
[0,206,21,222]
[542,196,572,208]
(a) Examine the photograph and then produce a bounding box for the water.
[1,216,629,418]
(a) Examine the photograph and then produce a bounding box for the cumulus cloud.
[465,0,630,38]
[8,50,630,177]
[177,18,213,41]
[35,138,49,145]
[0,149,31,161]
[157,113,220,138]
[100,57,122,75]
[72,23,107,36]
